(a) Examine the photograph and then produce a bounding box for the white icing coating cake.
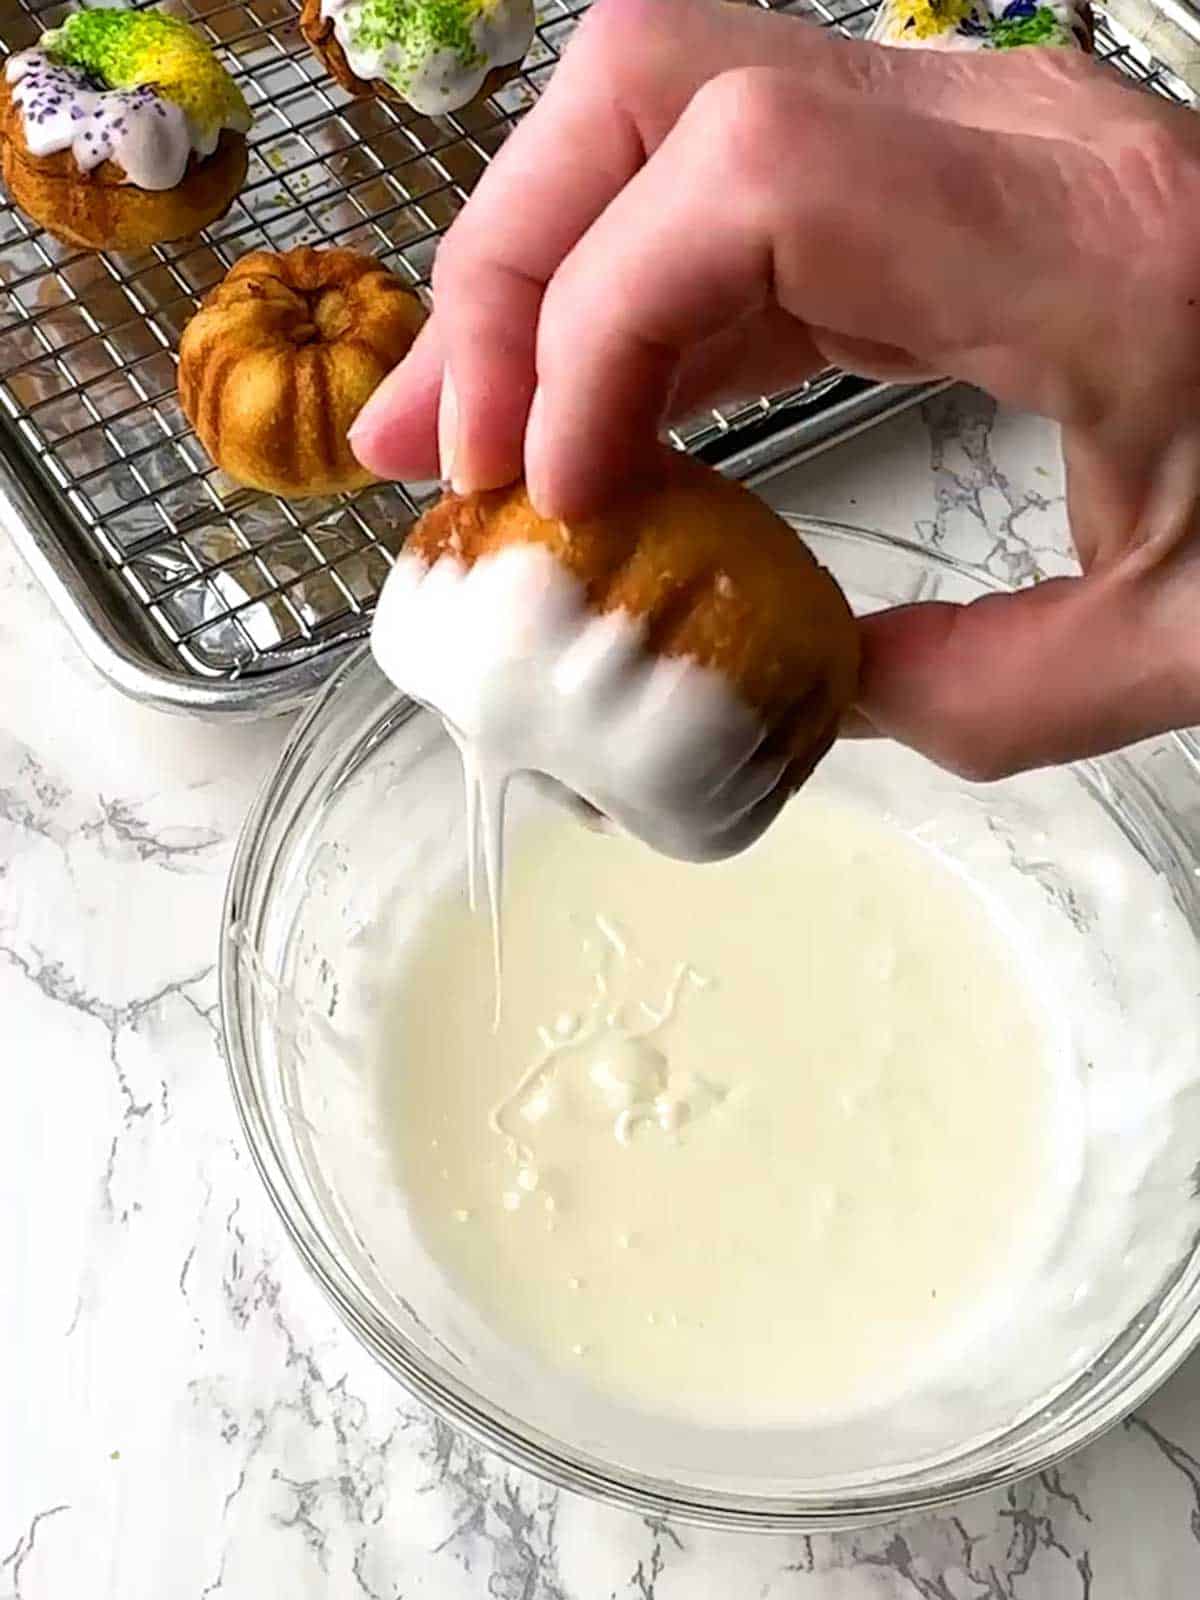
[868,0,1091,51]
[320,0,535,115]
[370,545,791,867]
[5,9,249,193]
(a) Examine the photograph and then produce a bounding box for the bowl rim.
[219,514,1200,1531]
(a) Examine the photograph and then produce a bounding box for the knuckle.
[1114,120,1200,366]
[535,274,574,359]
[535,261,601,380]
[576,0,652,50]
[430,233,462,297]
[430,228,478,301]
[691,68,793,189]
[573,0,689,77]
[1015,45,1095,94]
[1120,118,1200,231]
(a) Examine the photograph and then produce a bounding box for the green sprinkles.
[987,6,1068,47]
[44,9,196,85]
[348,0,484,81]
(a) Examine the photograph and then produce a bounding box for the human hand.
[350,0,1200,778]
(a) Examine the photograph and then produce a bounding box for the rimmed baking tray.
[0,0,1194,715]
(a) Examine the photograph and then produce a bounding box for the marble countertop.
[5,390,1200,1600]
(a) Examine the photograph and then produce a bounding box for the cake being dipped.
[371,453,860,878]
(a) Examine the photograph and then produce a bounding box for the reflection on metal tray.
[0,0,1195,716]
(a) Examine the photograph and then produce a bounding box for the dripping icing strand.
[369,545,792,1030]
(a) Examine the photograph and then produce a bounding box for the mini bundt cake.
[868,0,1092,50]
[0,8,250,251]
[177,246,426,499]
[300,0,535,115]
[371,451,861,862]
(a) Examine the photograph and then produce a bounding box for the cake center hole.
[312,287,352,341]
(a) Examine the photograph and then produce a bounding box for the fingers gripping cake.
[371,454,860,868]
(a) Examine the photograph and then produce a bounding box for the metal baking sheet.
[0,0,1194,715]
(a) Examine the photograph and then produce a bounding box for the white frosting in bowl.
[224,518,1200,1513]
[378,792,1080,1427]
[238,727,1200,1483]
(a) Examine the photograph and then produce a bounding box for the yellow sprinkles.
[43,9,249,137]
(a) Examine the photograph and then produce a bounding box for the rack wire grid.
[0,0,1195,714]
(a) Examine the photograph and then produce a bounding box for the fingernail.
[524,386,553,515]
[438,367,459,489]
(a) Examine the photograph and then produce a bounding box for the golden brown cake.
[0,9,250,251]
[0,96,248,251]
[405,452,861,796]
[299,0,532,115]
[177,247,426,499]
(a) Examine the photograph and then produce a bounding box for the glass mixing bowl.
[221,519,1200,1530]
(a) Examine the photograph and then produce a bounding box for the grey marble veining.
[4,390,1200,1599]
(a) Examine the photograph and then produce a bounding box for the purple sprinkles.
[8,48,195,186]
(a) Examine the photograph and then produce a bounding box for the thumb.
[856,570,1199,780]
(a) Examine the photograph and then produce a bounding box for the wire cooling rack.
[0,0,1195,714]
